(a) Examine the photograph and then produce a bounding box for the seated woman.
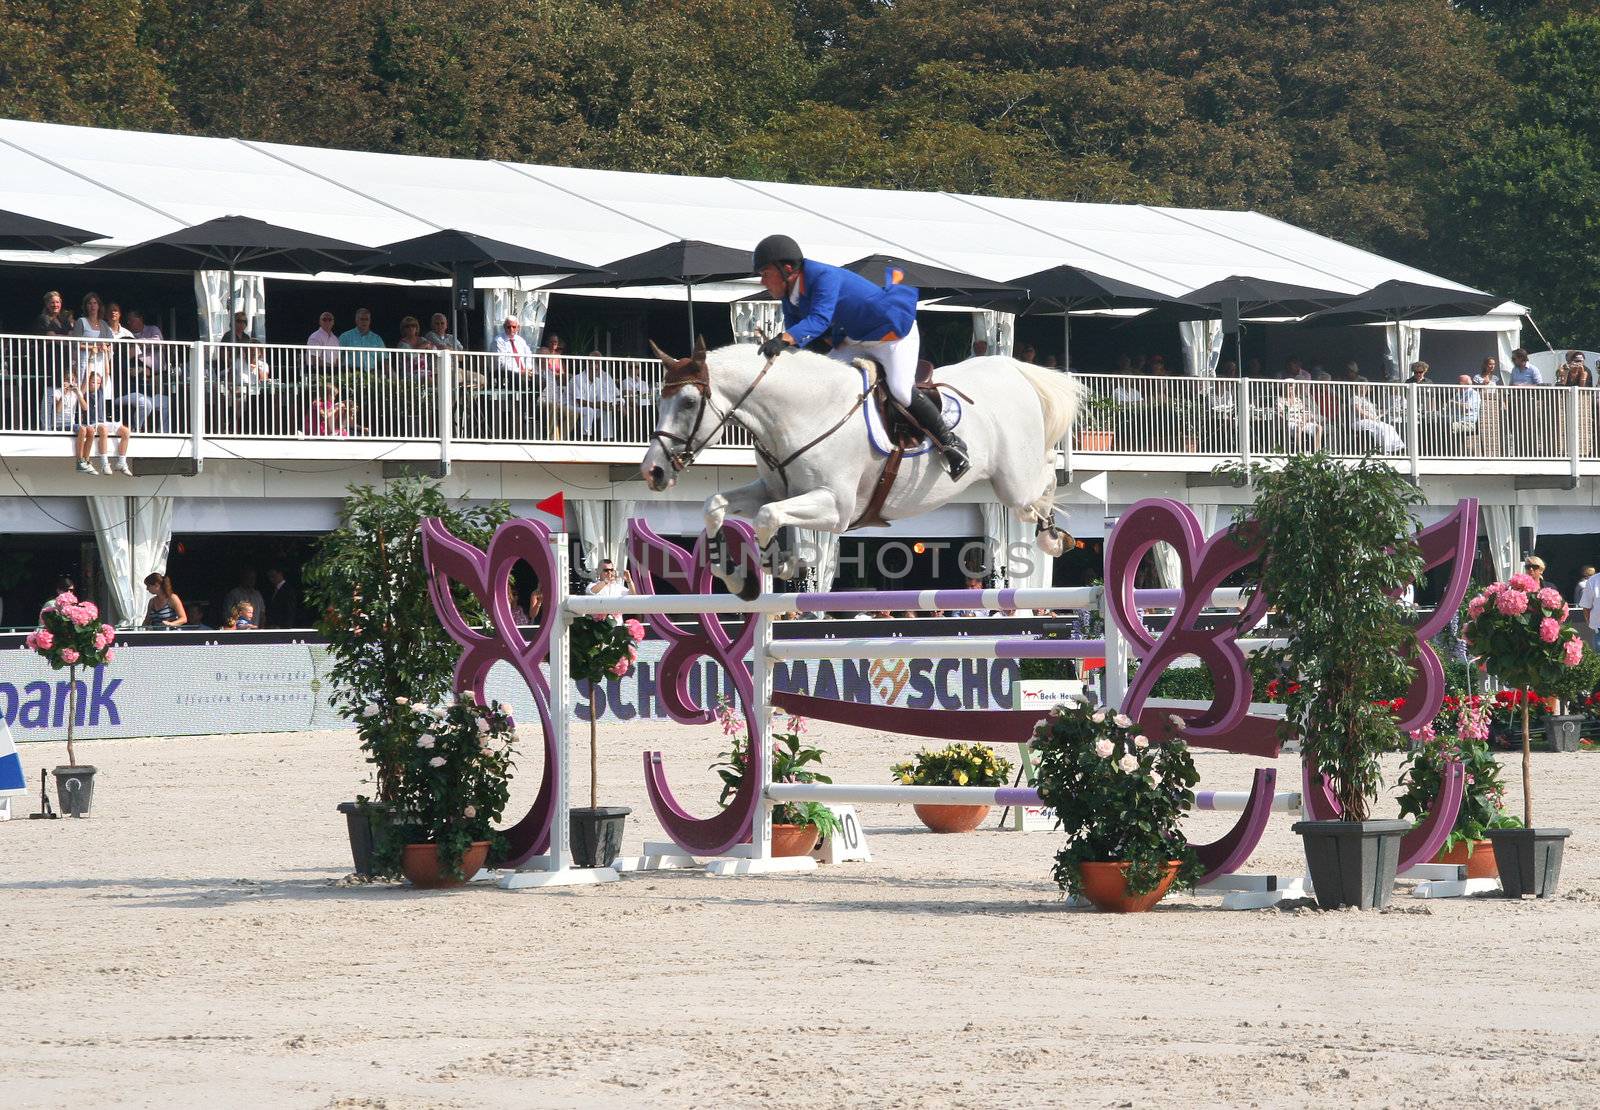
[1350,389,1406,454]
[1276,383,1323,452]
[306,381,349,437]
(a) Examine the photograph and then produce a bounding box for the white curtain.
[1482,505,1514,583]
[572,498,636,579]
[195,272,265,342]
[484,285,550,351]
[1496,323,1521,386]
[1384,322,1423,382]
[972,310,1015,357]
[793,527,841,591]
[1149,542,1182,589]
[1178,319,1223,377]
[1193,503,1219,541]
[86,494,173,625]
[731,300,784,344]
[978,502,1053,590]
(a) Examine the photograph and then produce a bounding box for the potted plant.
[568,614,645,867]
[384,693,516,888]
[1230,452,1425,909]
[25,590,116,816]
[1076,394,1119,452]
[306,478,508,877]
[1395,698,1518,879]
[1031,701,1201,912]
[1539,641,1599,751]
[891,742,1013,833]
[1461,574,1583,897]
[711,703,839,856]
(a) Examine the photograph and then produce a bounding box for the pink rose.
[429,756,446,768]
[59,648,79,664]
[1540,617,1560,643]
[92,633,109,651]
[1467,596,1486,619]
[1496,590,1528,616]
[1510,573,1538,592]
[55,590,77,606]
[80,601,98,621]
[609,657,631,677]
[1564,638,1583,666]
[24,631,39,650]
[624,618,646,642]
[68,605,93,627]
[100,624,116,643]
[1538,587,1564,611]
[103,649,115,664]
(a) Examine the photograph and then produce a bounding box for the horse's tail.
[1013,360,1085,448]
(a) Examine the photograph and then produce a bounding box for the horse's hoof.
[734,571,762,602]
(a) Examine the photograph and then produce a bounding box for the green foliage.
[1396,735,1520,852]
[304,478,508,801]
[373,694,517,880]
[570,615,642,684]
[710,706,840,837]
[1031,700,1203,899]
[1225,453,1425,821]
[891,742,1012,788]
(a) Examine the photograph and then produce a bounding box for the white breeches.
[828,322,921,406]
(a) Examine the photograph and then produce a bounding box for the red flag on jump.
[534,491,565,524]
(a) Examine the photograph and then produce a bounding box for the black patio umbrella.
[544,239,754,341]
[88,215,380,320]
[1301,279,1504,375]
[939,264,1190,370]
[838,254,1022,300]
[353,228,608,338]
[0,208,106,251]
[1165,275,1357,321]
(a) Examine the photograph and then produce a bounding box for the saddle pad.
[858,364,963,458]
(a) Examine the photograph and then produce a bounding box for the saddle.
[851,358,971,530]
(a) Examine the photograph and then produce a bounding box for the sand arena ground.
[2,720,1598,1108]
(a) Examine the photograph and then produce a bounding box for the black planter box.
[1292,819,1409,910]
[52,765,96,817]
[1487,827,1571,898]
[570,806,631,869]
[1543,715,1583,752]
[337,800,388,877]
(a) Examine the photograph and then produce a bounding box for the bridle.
[649,343,777,473]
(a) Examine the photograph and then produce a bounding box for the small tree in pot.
[568,614,645,867]
[1228,452,1425,909]
[1461,574,1582,896]
[25,591,116,816]
[305,478,508,877]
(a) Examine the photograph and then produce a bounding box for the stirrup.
[941,438,971,480]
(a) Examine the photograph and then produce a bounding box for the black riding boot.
[905,390,970,480]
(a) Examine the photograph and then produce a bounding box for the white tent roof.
[0,117,1522,317]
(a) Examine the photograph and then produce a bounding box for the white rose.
[362,704,379,717]
[416,734,435,749]
[1094,739,1115,758]
[1167,713,1186,731]
[1113,713,1132,729]
[394,696,410,705]
[1117,754,1138,773]
[1091,711,1106,724]
[429,756,446,768]
[1133,734,1149,749]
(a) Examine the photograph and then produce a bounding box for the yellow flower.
[954,769,968,785]
[899,773,913,785]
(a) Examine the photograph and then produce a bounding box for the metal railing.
[0,332,1591,471]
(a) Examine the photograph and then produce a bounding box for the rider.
[752,234,970,479]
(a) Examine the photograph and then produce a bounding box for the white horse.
[640,340,1083,592]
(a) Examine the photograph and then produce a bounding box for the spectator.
[543,334,567,374]
[1509,348,1541,386]
[1577,564,1596,602]
[1474,357,1501,388]
[423,312,464,352]
[1524,554,1545,586]
[143,572,187,629]
[122,309,171,432]
[492,317,536,379]
[950,576,989,617]
[1579,568,1600,649]
[1351,386,1404,454]
[1017,343,1036,363]
[45,374,83,433]
[1407,360,1432,386]
[1557,350,1591,387]
[339,307,385,371]
[616,358,655,435]
[264,567,300,628]
[395,315,432,374]
[570,360,620,438]
[223,601,257,630]
[224,569,266,621]
[1446,374,1481,432]
[32,289,71,336]
[72,382,134,475]
[585,558,632,622]
[971,338,989,358]
[70,292,114,406]
[1243,357,1262,379]
[307,381,349,436]
[1043,354,1059,370]
[1342,360,1366,382]
[215,310,267,429]
[507,581,530,625]
[306,311,340,373]
[1277,382,1322,451]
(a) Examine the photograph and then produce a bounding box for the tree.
[0,0,175,129]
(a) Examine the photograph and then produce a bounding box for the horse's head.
[641,336,713,491]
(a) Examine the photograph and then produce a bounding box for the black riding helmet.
[752,234,803,274]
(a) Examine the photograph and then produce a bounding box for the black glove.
[758,336,793,359]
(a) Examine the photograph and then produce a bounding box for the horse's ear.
[649,339,676,367]
[693,333,708,359]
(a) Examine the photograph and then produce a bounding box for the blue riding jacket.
[781,259,919,347]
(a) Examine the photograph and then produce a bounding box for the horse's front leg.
[753,488,845,549]
[703,478,773,537]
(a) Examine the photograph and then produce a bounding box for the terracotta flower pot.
[913,803,989,834]
[1076,860,1180,913]
[770,823,821,857]
[1434,839,1498,879]
[401,840,491,889]
[1078,429,1115,452]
